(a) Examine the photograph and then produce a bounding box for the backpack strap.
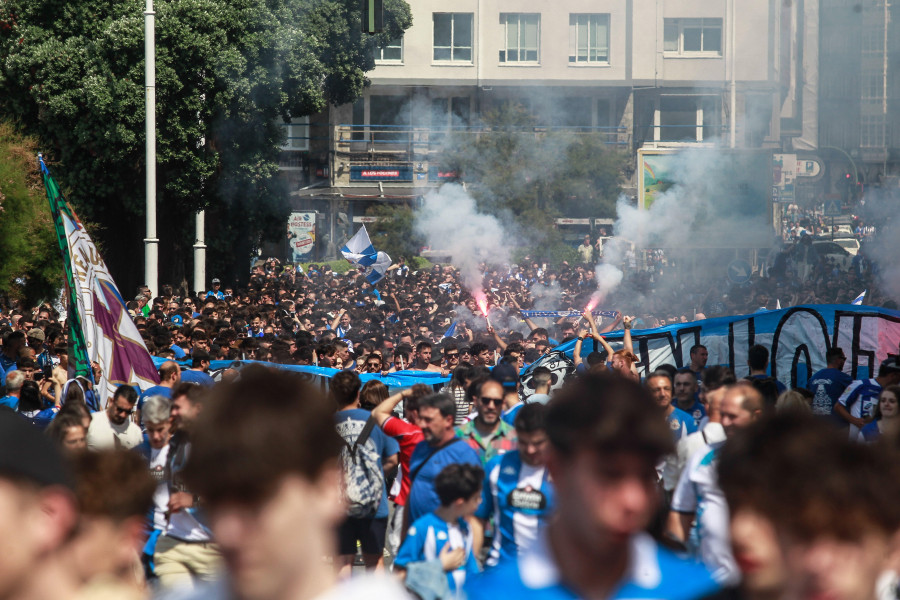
[348,415,378,459]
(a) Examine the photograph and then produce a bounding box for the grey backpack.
[339,416,384,518]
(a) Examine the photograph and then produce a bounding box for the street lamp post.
[144,0,158,297]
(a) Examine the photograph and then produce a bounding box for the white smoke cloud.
[414,183,512,302]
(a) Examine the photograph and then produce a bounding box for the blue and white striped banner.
[520,310,619,319]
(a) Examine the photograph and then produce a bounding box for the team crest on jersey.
[693,409,703,420]
[502,465,517,476]
[670,419,681,430]
[437,531,448,540]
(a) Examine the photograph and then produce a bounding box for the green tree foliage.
[437,102,627,265]
[0,0,411,291]
[365,203,426,265]
[0,123,64,304]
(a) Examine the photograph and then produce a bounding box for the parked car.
[832,236,860,256]
[811,239,853,270]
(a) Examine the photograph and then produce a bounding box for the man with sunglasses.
[442,343,461,372]
[86,384,143,450]
[456,378,517,467]
[362,353,383,374]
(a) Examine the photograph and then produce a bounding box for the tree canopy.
[435,102,628,264]
[0,0,411,292]
[0,122,64,305]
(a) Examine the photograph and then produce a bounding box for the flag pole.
[144,0,158,298]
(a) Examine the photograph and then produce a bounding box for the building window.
[569,14,610,64]
[499,13,540,63]
[657,95,720,142]
[280,117,310,151]
[433,13,473,62]
[861,71,885,105]
[664,19,722,55]
[376,37,403,62]
[861,114,886,148]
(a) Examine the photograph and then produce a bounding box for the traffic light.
[361,0,383,34]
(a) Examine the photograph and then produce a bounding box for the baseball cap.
[27,328,45,341]
[491,362,520,389]
[0,410,72,489]
[880,357,900,374]
[212,278,221,284]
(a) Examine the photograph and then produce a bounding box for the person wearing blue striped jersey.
[478,402,554,567]
[834,357,900,440]
[394,463,484,596]
[466,373,718,600]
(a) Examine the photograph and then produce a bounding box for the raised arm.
[330,308,346,332]
[622,315,636,356]
[488,326,508,351]
[511,298,539,332]
[573,329,588,368]
[584,311,614,357]
[372,388,411,427]
[596,311,623,335]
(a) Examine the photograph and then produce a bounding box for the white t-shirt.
[86,411,143,450]
[670,442,738,586]
[149,445,170,531]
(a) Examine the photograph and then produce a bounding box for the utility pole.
[193,211,206,293]
[144,0,158,297]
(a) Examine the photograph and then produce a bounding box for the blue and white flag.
[340,226,392,284]
[442,321,458,339]
[852,290,867,305]
[520,310,619,319]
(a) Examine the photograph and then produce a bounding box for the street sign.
[824,199,842,217]
[727,259,752,285]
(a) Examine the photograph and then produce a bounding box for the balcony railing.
[334,123,631,156]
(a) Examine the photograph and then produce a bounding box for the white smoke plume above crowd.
[589,148,776,315]
[414,183,513,313]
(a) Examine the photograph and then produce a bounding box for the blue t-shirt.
[0,394,18,410]
[395,512,480,593]
[807,367,852,417]
[501,403,523,426]
[859,421,881,442]
[667,407,698,442]
[673,399,706,429]
[169,344,187,359]
[138,385,173,413]
[334,409,399,519]
[179,370,215,387]
[465,531,718,600]
[477,451,555,567]
[408,439,481,522]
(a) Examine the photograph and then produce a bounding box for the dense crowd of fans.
[0,245,899,600]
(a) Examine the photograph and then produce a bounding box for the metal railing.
[334,123,631,156]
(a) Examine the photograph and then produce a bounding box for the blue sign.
[727,259,752,284]
[350,166,413,181]
[824,198,842,217]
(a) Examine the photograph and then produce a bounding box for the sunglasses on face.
[366,362,381,368]
[446,353,459,359]
[479,396,504,406]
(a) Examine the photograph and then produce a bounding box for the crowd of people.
[0,251,899,600]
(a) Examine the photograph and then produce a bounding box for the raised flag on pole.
[39,155,160,405]
[340,225,392,284]
[852,290,867,306]
[442,321,458,339]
